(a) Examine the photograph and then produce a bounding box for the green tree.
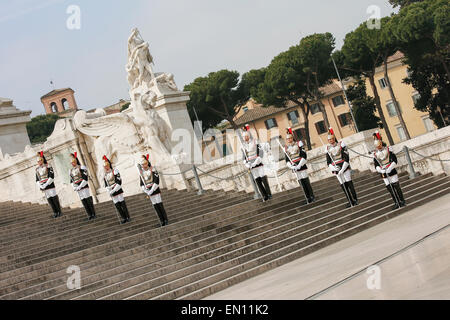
[26,114,61,144]
[389,0,450,127]
[339,22,395,145]
[298,33,336,129]
[346,78,382,131]
[251,46,314,149]
[184,69,251,131]
[120,102,130,112]
[388,0,425,8]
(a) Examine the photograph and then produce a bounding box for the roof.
[40,88,73,100]
[234,81,344,126]
[387,51,405,63]
[235,104,297,127]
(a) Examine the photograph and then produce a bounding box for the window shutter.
[287,112,292,121]
[264,120,269,130]
[295,110,299,118]
[273,118,278,127]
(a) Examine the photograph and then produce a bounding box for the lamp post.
[332,56,359,133]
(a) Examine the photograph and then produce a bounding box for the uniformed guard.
[137,154,169,227]
[69,152,97,221]
[372,132,406,210]
[102,155,131,224]
[326,128,358,207]
[241,124,272,201]
[35,151,63,218]
[284,128,315,204]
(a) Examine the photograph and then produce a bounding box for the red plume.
[376,132,382,141]
[287,127,293,135]
[244,124,250,132]
[329,128,334,136]
[40,151,44,158]
[74,152,77,159]
[146,154,149,161]
[103,155,108,162]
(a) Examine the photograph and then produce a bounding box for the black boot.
[54,196,63,217]
[255,178,268,201]
[115,202,127,224]
[81,199,91,220]
[305,178,315,203]
[262,176,272,199]
[153,204,165,226]
[47,197,58,218]
[392,182,406,207]
[300,179,315,204]
[386,185,400,210]
[341,184,353,208]
[87,197,96,219]
[120,201,131,222]
[159,203,169,226]
[346,181,358,206]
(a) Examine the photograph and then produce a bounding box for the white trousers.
[77,188,91,200]
[251,166,266,179]
[294,170,308,180]
[383,174,399,186]
[44,188,57,199]
[111,193,124,204]
[149,193,162,205]
[335,170,352,185]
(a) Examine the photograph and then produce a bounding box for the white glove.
[298,158,307,168]
[46,178,54,186]
[252,157,262,167]
[148,183,159,196]
[338,162,349,176]
[245,162,251,169]
[286,162,294,170]
[329,164,338,174]
[106,186,112,193]
[386,162,396,174]
[110,183,121,195]
[376,166,383,174]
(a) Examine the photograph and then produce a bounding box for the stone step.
[0,189,245,247]
[0,173,433,299]
[88,175,449,300]
[0,171,412,293]
[0,172,378,257]
[0,193,252,270]
[174,179,450,300]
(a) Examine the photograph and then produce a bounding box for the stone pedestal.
[153,91,203,190]
[0,98,32,156]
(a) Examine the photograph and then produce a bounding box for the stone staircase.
[0,170,448,300]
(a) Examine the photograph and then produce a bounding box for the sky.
[0,0,397,116]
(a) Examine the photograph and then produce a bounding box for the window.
[412,93,421,106]
[332,95,345,107]
[386,101,401,117]
[338,113,351,127]
[287,110,300,125]
[294,128,306,141]
[315,121,327,135]
[264,118,278,129]
[243,107,249,113]
[310,103,320,115]
[379,78,388,89]
[396,125,407,142]
[422,116,435,132]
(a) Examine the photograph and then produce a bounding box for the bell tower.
[41,88,78,115]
